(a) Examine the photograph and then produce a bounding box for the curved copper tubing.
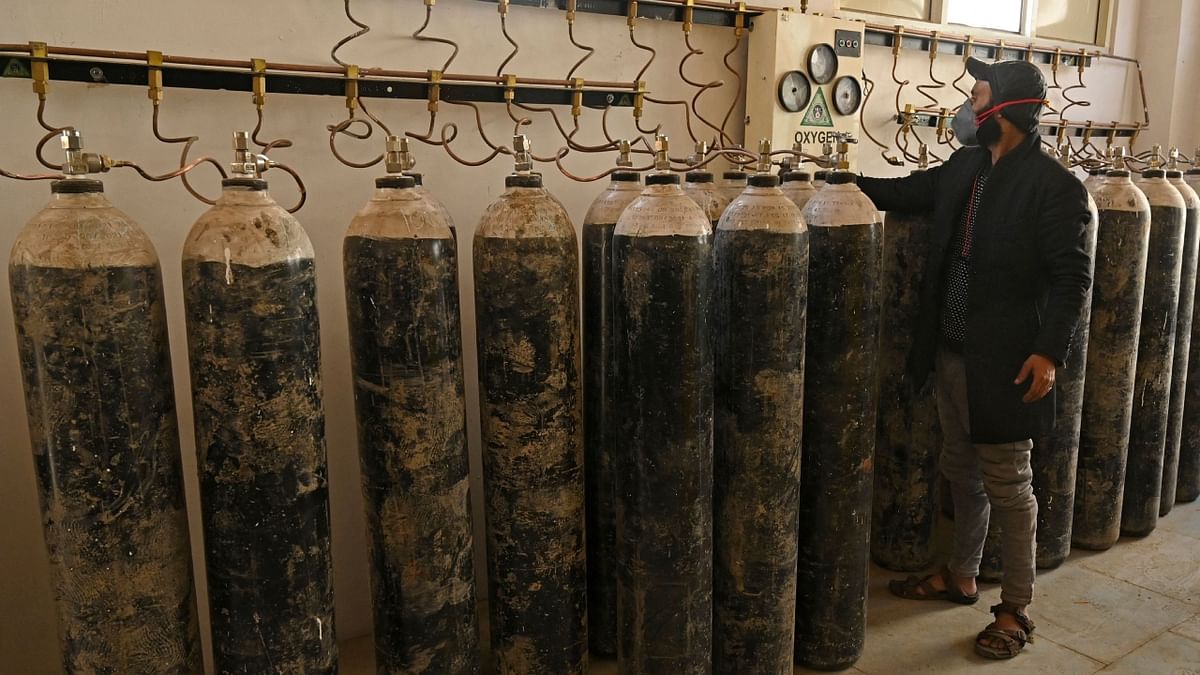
[413,4,461,74]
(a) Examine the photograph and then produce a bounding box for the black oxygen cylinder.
[581,170,642,658]
[344,175,480,674]
[474,172,586,674]
[812,169,830,189]
[718,170,748,205]
[1160,171,1199,517]
[1120,169,1185,537]
[182,174,337,672]
[1179,167,1200,504]
[1031,186,1099,568]
[9,175,201,673]
[713,173,808,672]
[1074,167,1152,550]
[685,170,733,227]
[780,170,819,213]
[613,171,714,674]
[794,171,883,671]
[871,168,942,573]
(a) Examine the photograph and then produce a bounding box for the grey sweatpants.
[936,349,1037,606]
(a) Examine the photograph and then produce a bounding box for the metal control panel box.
[745,10,866,168]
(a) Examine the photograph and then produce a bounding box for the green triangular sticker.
[2,59,31,78]
[801,87,834,128]
[617,94,631,106]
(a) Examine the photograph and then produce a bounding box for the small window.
[945,0,1025,34]
[1036,0,1108,44]
[839,0,931,21]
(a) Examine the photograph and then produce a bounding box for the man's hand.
[1015,354,1056,403]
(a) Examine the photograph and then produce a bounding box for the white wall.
[0,0,1165,672]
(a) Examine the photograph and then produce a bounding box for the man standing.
[858,58,1092,659]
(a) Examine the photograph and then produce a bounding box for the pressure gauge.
[778,70,812,113]
[807,43,838,85]
[833,75,863,116]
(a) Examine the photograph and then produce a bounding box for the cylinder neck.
[50,178,104,194]
[685,171,714,184]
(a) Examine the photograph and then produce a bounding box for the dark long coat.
[859,134,1092,444]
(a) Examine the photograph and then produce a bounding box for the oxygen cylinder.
[581,151,640,658]
[182,132,337,672]
[812,169,829,189]
[685,171,731,227]
[1083,166,1106,195]
[1031,148,1100,569]
[614,137,714,673]
[712,142,808,672]
[1120,167,1185,537]
[683,142,731,226]
[1075,156,1152,551]
[1179,162,1200,504]
[1160,163,1199,517]
[343,172,480,673]
[871,153,941,574]
[794,138,883,671]
[780,169,819,213]
[407,173,454,238]
[719,169,748,204]
[387,135,456,240]
[474,138,586,674]
[8,131,201,674]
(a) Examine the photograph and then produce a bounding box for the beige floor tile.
[1096,631,1200,673]
[1158,500,1200,541]
[1079,529,1200,606]
[1171,613,1200,643]
[967,563,1194,664]
[851,596,1102,675]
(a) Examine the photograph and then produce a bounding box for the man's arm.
[1031,173,1093,366]
[858,162,943,213]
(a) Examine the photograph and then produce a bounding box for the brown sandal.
[975,602,1036,659]
[888,566,980,605]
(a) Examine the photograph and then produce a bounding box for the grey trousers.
[936,349,1037,606]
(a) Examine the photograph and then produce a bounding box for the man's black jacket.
[858,134,1093,444]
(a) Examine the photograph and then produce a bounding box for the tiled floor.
[340,500,1200,673]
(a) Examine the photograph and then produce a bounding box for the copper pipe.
[0,44,637,91]
[719,32,745,147]
[331,0,370,67]
[438,122,506,167]
[271,161,308,213]
[150,102,227,204]
[680,31,731,147]
[566,20,595,81]
[412,3,460,74]
[0,167,64,181]
[497,12,520,76]
[34,98,71,170]
[328,114,384,168]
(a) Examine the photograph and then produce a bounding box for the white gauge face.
[778,70,812,113]
[808,43,838,85]
[833,75,863,115]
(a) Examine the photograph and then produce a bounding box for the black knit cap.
[966,57,1046,134]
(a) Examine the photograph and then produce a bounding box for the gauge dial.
[833,75,863,115]
[778,70,812,113]
[807,43,838,85]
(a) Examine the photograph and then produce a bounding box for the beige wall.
[0,0,1165,672]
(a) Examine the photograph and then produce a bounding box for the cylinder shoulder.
[183,197,313,265]
[11,196,158,269]
[476,187,576,240]
[719,191,807,234]
[615,188,711,237]
[347,195,453,240]
[802,185,882,228]
[1094,181,1151,213]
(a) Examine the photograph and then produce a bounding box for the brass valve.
[512,135,533,174]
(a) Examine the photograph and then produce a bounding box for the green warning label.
[2,59,31,78]
[801,87,834,128]
[617,94,632,106]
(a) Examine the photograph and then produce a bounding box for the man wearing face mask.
[857,57,1092,659]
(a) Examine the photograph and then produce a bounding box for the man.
[858,57,1092,659]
